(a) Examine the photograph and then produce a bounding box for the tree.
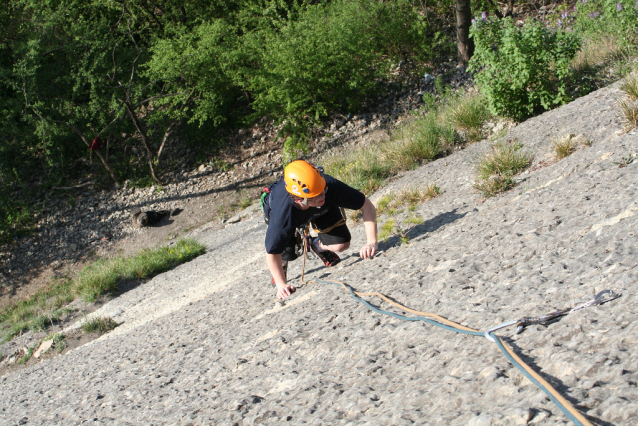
[456,0,474,63]
[10,0,214,184]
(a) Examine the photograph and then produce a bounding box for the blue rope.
[318,279,482,336]
[490,334,585,426]
[315,278,586,426]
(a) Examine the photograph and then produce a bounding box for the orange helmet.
[284,160,326,198]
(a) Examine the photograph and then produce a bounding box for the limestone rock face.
[1,83,637,425]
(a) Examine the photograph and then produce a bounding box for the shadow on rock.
[380,208,468,250]
[503,337,613,426]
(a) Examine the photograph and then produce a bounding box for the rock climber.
[263,160,378,300]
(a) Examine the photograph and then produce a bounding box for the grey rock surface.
[1,83,637,425]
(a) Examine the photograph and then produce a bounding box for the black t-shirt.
[265,174,366,254]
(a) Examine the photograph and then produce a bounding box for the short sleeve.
[324,175,366,211]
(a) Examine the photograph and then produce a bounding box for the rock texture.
[1,82,637,425]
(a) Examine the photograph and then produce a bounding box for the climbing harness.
[311,208,347,235]
[293,244,619,426]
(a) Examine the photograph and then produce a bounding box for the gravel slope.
[1,82,637,425]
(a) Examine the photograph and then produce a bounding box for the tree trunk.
[456,0,474,64]
[156,122,175,167]
[506,0,515,17]
[123,100,162,184]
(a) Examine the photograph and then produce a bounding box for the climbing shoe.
[307,239,340,267]
[271,261,288,286]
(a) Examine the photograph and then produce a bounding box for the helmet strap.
[301,198,309,206]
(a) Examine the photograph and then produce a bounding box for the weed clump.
[443,93,492,142]
[46,333,68,353]
[81,317,118,334]
[552,134,578,160]
[376,185,441,244]
[618,71,638,130]
[474,141,532,198]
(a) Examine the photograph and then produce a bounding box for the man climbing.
[264,160,378,299]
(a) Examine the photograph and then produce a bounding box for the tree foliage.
[468,17,580,120]
[1,0,439,190]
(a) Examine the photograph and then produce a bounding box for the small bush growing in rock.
[443,92,492,142]
[18,344,36,365]
[474,140,533,197]
[376,185,440,244]
[618,71,638,130]
[81,317,118,334]
[47,333,67,353]
[552,134,578,160]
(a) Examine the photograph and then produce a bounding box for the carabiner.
[485,320,519,343]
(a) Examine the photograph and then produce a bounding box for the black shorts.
[281,205,350,261]
[312,205,351,246]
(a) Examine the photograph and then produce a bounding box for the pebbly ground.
[0,82,637,425]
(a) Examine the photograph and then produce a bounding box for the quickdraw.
[512,290,622,335]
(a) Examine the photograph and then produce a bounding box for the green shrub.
[0,194,35,244]
[468,17,581,120]
[245,0,433,129]
[245,1,379,124]
[280,121,312,164]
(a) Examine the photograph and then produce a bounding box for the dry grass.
[442,93,492,142]
[620,70,638,100]
[552,134,578,160]
[571,37,623,75]
[81,316,118,334]
[474,140,533,198]
[395,184,441,205]
[323,90,492,193]
[618,70,638,130]
[618,98,638,130]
